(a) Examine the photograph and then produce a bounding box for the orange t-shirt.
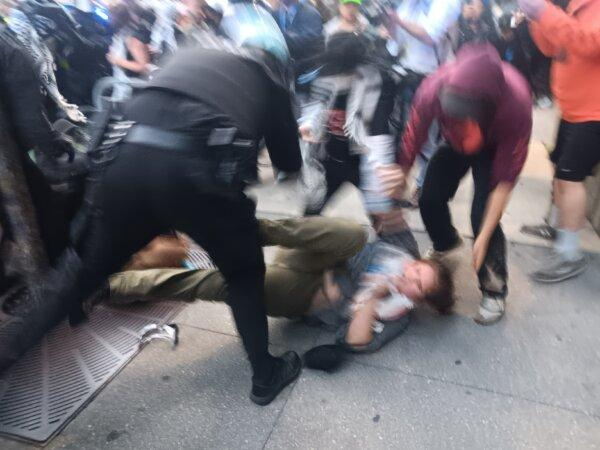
[530,0,600,123]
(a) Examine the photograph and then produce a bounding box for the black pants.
[57,86,276,383]
[305,136,360,215]
[323,137,360,199]
[23,158,82,262]
[419,145,508,299]
[551,120,600,182]
[55,143,274,381]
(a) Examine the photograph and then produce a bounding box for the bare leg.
[555,179,587,231]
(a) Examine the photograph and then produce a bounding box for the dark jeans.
[23,158,82,262]
[54,143,274,382]
[305,136,360,215]
[419,145,508,299]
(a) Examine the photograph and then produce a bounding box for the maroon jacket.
[399,44,532,188]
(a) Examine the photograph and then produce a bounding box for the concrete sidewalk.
[2,109,600,449]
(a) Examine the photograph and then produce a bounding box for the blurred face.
[440,88,486,154]
[339,3,360,24]
[462,0,484,21]
[391,261,437,302]
[501,29,514,41]
[447,118,485,154]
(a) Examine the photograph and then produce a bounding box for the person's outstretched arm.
[524,0,600,58]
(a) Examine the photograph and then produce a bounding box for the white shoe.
[425,238,463,271]
[474,296,505,326]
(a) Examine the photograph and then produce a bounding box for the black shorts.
[551,120,600,181]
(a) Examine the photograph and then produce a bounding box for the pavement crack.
[352,360,600,420]
[261,378,300,450]
[177,322,240,339]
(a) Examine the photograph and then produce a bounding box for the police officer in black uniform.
[41,16,303,404]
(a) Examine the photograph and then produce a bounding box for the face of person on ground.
[391,261,437,302]
[339,3,360,24]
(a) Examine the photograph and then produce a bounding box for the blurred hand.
[61,102,86,124]
[378,24,391,40]
[462,5,476,20]
[517,0,547,20]
[371,209,407,235]
[514,10,527,25]
[299,124,319,143]
[376,164,406,200]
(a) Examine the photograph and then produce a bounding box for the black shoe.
[250,351,302,406]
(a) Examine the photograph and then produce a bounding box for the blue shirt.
[278,3,299,31]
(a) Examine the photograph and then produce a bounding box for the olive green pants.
[108,217,367,318]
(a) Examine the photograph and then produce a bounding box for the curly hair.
[421,259,455,315]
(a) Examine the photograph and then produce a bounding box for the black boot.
[250,351,302,406]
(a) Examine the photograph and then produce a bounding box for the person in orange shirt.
[518,0,600,283]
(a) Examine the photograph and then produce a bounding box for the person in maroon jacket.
[380,43,532,325]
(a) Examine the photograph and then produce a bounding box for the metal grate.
[0,300,184,444]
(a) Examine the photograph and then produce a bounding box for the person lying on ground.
[107,216,454,352]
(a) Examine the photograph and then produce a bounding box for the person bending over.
[380,43,532,325]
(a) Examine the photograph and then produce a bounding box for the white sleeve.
[421,0,461,44]
[375,292,414,322]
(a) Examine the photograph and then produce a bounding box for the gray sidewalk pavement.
[2,109,600,449]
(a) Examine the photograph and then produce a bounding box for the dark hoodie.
[399,44,532,188]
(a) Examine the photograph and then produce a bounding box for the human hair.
[498,13,513,33]
[317,32,368,76]
[421,259,455,315]
[109,3,132,31]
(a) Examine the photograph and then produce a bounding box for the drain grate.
[0,300,184,445]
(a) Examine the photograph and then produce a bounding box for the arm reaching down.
[473,182,513,271]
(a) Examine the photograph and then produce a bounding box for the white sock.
[554,229,582,261]
[547,205,559,228]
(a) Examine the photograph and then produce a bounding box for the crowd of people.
[0,0,598,406]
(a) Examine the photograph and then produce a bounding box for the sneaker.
[474,296,505,326]
[425,237,464,261]
[250,351,302,406]
[530,253,588,283]
[520,223,556,241]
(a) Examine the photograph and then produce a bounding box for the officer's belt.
[124,125,210,151]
